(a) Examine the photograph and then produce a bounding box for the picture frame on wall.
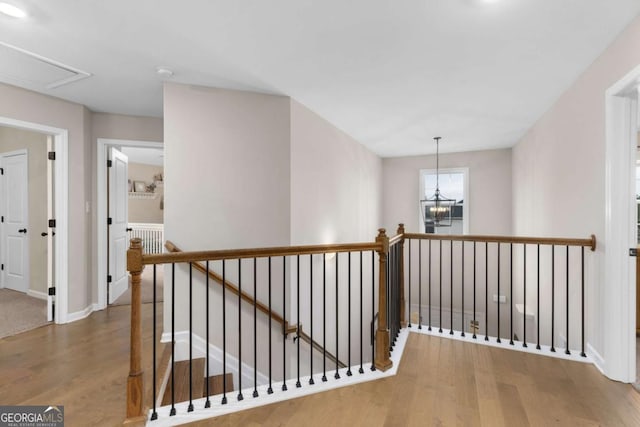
[134,181,147,193]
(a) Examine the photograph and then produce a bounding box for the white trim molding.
[27,289,48,301]
[603,63,640,382]
[66,305,93,323]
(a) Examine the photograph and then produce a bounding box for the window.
[419,168,468,235]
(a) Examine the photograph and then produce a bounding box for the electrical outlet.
[493,294,507,303]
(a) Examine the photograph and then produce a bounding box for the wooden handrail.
[388,233,404,246]
[164,241,298,335]
[142,241,382,265]
[403,232,596,251]
[297,328,347,369]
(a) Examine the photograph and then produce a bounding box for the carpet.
[0,289,49,339]
[111,265,164,306]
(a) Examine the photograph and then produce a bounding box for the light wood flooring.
[0,303,162,426]
[2,304,640,426]
[187,334,640,427]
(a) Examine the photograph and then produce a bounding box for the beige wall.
[164,83,292,340]
[0,83,92,315]
[511,15,640,365]
[91,113,164,142]
[290,99,382,245]
[164,83,291,251]
[382,148,512,235]
[128,162,164,224]
[0,126,48,295]
[90,112,163,304]
[289,99,382,355]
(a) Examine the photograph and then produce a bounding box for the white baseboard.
[27,289,48,301]
[66,305,93,323]
[587,342,605,375]
[161,330,270,388]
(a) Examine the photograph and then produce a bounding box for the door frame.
[0,116,69,324]
[604,63,640,382]
[96,138,163,310]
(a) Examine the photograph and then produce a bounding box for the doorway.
[96,138,163,310]
[0,119,68,329]
[604,63,640,383]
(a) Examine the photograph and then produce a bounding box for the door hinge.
[48,287,56,296]
[1,264,3,271]
[107,275,112,283]
[48,219,56,228]
[1,216,3,223]
[107,160,113,168]
[0,167,3,175]
[107,217,112,225]
[630,248,637,257]
[48,152,56,161]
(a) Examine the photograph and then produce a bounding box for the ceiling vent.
[0,41,91,89]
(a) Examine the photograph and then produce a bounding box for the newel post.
[126,238,144,419]
[397,224,406,328]
[375,228,393,371]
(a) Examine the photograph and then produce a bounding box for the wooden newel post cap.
[127,238,144,274]
[130,237,142,249]
[376,228,389,253]
[397,223,405,235]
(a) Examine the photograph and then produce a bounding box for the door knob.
[41,232,48,237]
[126,227,133,232]
[18,228,27,234]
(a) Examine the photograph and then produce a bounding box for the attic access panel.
[0,41,91,89]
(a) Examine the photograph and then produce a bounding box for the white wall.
[382,148,512,235]
[511,14,640,370]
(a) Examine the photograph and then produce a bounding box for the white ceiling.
[120,146,163,167]
[1,0,639,157]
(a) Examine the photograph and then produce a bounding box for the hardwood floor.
[0,303,162,426]
[186,333,640,427]
[2,304,640,426]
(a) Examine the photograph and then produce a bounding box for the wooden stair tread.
[161,358,206,406]
[204,373,234,396]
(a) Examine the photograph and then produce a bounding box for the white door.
[108,147,129,304]
[2,150,29,293]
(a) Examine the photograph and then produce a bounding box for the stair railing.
[125,228,394,422]
[402,231,596,355]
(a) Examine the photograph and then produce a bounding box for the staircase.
[161,358,233,406]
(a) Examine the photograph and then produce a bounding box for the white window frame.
[419,167,469,235]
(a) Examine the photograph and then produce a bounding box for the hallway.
[2,304,640,426]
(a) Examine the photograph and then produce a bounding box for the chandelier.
[420,137,456,232]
